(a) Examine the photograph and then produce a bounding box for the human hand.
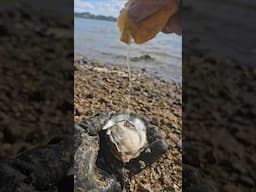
[162,10,182,35]
[126,0,182,35]
[118,0,181,44]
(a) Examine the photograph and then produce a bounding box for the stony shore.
[74,55,182,192]
[0,5,73,157]
[183,49,256,191]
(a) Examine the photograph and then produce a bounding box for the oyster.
[103,114,148,163]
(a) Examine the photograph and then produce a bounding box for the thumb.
[162,10,182,35]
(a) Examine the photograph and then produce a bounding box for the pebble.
[139,161,146,169]
[137,184,153,192]
[176,140,182,150]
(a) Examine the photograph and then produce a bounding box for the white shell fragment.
[103,114,147,163]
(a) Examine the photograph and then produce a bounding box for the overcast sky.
[74,0,126,17]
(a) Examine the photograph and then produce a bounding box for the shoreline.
[75,52,182,84]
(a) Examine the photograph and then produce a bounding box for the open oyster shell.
[103,114,148,163]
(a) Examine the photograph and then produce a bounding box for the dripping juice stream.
[126,44,131,115]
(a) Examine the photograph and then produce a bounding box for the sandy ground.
[74,56,182,192]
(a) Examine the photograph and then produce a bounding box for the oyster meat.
[103,114,147,163]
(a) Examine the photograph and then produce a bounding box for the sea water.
[75,18,182,82]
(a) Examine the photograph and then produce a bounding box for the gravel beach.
[74,54,182,192]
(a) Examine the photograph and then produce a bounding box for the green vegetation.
[75,12,117,22]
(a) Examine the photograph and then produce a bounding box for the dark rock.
[204,150,216,164]
[182,164,201,188]
[239,176,255,187]
[187,184,214,192]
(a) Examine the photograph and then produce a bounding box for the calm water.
[75,17,182,82]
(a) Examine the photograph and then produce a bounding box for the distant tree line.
[75,12,117,22]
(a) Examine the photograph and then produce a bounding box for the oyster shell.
[103,114,147,163]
